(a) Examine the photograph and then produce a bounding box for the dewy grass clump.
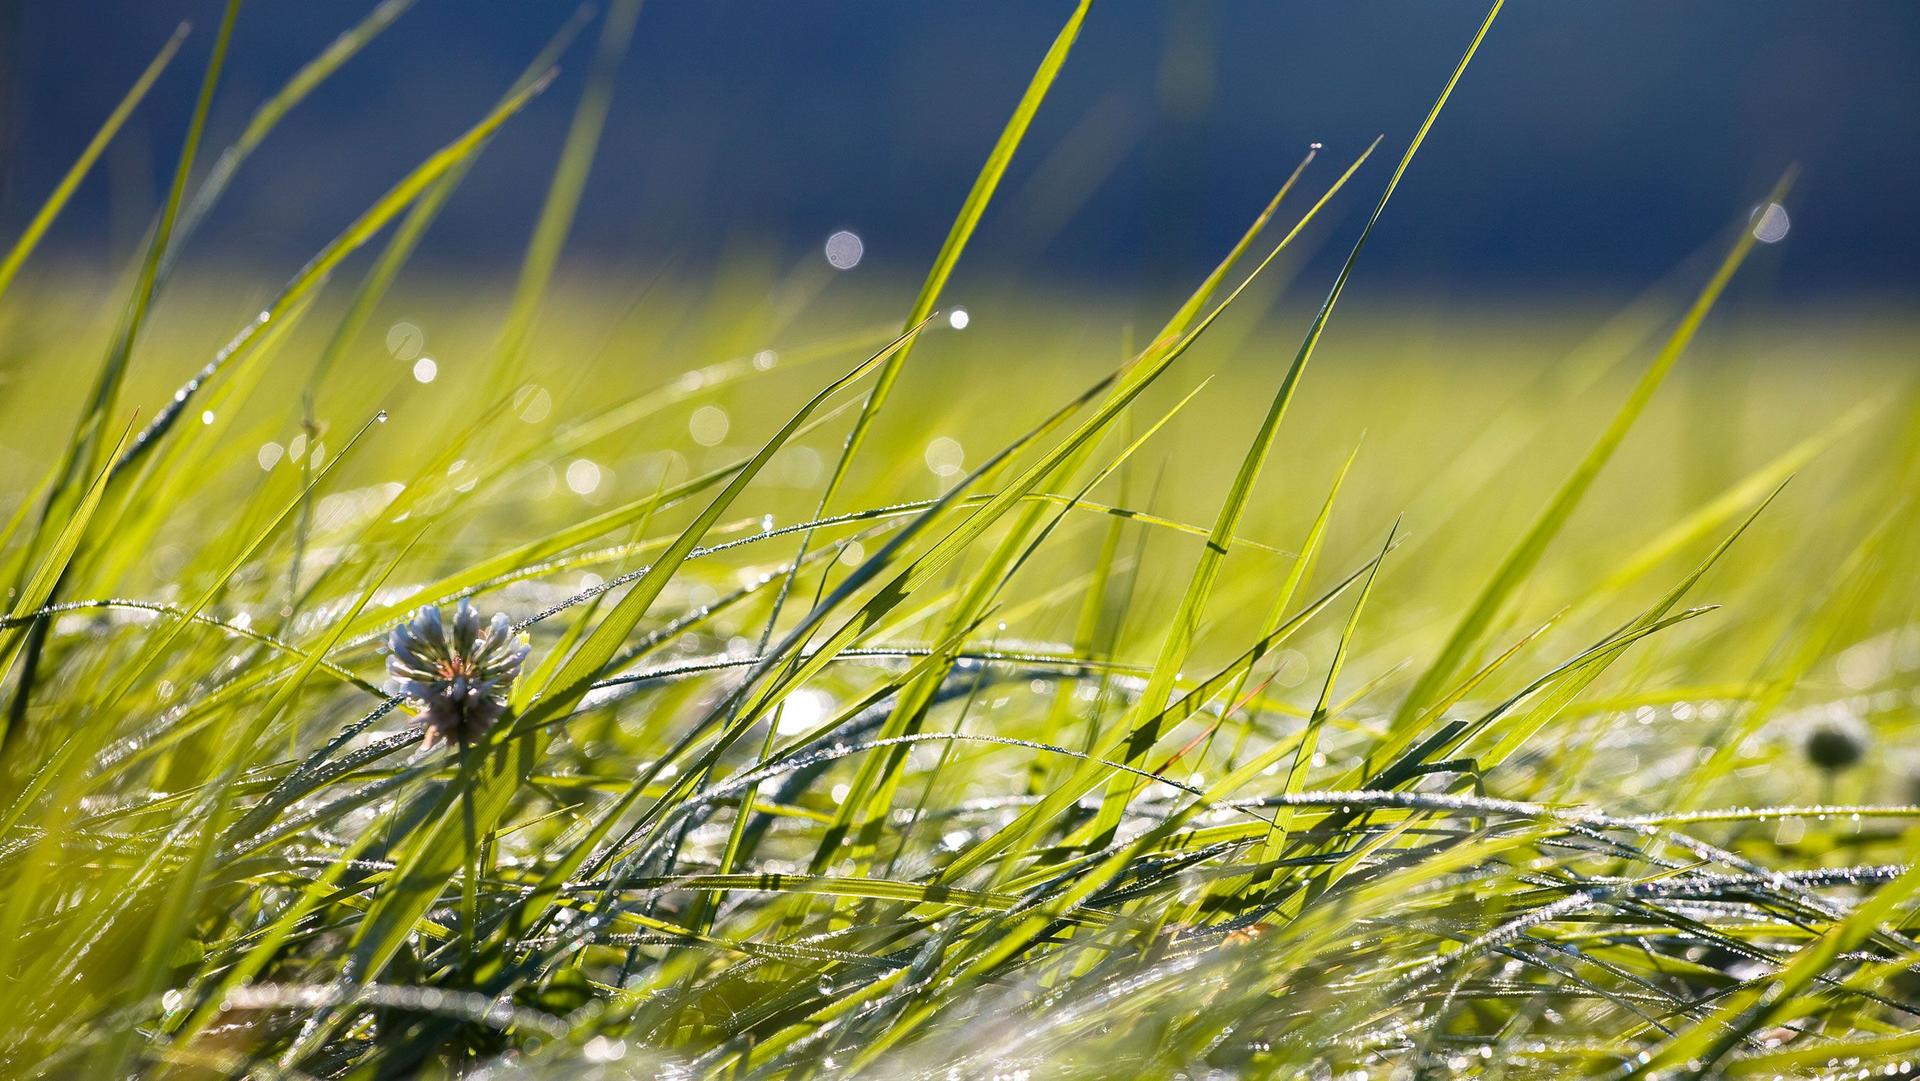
[2,2,1919,1079]
[386,599,530,749]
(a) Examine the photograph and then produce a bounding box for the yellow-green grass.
[1,2,1918,1077]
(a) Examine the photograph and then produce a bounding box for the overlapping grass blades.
[1,1,1917,1078]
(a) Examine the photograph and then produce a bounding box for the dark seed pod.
[1801,715,1868,774]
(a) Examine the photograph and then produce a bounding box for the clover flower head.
[386,598,530,750]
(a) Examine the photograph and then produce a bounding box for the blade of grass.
[1388,170,1797,734]
[819,0,1093,509]
[169,0,417,258]
[1094,0,1505,837]
[116,66,560,473]
[490,0,645,388]
[326,320,936,1027]
[0,24,188,305]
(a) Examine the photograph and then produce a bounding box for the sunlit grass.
[2,2,1918,1078]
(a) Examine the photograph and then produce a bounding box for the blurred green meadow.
[3,2,1920,1079]
[5,278,1913,733]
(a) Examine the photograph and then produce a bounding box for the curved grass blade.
[0,421,134,695]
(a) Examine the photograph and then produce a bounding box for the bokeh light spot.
[924,436,964,477]
[776,688,833,735]
[513,384,552,423]
[689,405,730,446]
[566,458,603,495]
[1750,202,1790,244]
[824,229,864,270]
[385,321,424,360]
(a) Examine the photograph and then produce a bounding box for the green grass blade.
[0,24,187,305]
[1389,169,1797,732]
[490,0,645,386]
[170,0,417,255]
[117,66,559,473]
[814,0,1092,513]
[1097,0,1505,834]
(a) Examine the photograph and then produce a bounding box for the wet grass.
[3,2,1919,1078]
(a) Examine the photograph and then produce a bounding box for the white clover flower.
[386,599,530,750]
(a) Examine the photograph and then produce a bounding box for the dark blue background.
[4,2,1916,300]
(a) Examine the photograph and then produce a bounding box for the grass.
[3,3,1919,1078]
